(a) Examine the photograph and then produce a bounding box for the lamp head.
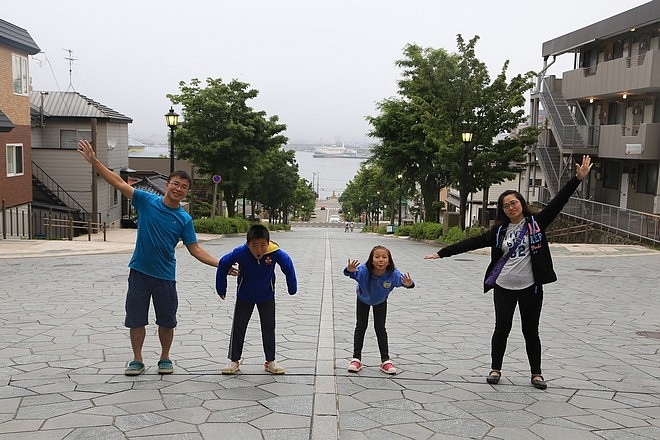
[165,107,179,129]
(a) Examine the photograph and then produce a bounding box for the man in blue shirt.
[78,140,219,376]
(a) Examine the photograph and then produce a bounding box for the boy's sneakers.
[347,358,363,373]
[222,360,240,375]
[379,360,398,375]
[264,360,286,374]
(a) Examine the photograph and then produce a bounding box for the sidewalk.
[0,228,659,439]
[0,229,219,259]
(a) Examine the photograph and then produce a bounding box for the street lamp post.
[397,174,403,226]
[461,131,473,230]
[375,190,381,226]
[165,107,179,173]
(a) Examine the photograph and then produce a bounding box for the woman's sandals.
[486,370,501,384]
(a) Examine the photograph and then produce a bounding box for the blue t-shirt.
[343,264,414,305]
[128,189,197,281]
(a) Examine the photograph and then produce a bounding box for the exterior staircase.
[31,161,91,237]
[535,77,586,197]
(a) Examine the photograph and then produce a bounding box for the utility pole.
[90,118,98,232]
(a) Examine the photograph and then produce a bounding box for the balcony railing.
[538,188,660,245]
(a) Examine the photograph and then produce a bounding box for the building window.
[602,161,620,189]
[60,130,92,149]
[6,144,24,176]
[12,54,29,95]
[637,163,658,195]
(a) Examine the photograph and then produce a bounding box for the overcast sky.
[5,0,649,145]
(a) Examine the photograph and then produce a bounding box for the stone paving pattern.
[0,228,659,439]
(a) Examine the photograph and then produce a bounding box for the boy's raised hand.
[401,272,413,287]
[346,259,359,272]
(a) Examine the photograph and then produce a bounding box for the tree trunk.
[420,177,438,223]
[223,189,237,218]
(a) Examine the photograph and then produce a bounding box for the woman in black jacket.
[424,155,592,389]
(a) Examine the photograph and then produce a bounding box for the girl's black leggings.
[491,284,543,375]
[353,298,389,363]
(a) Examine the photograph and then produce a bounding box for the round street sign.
[212,175,222,184]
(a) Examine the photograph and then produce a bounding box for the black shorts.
[124,269,178,328]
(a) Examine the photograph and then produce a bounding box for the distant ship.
[312,145,370,159]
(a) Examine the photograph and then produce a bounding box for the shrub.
[360,225,379,233]
[395,225,412,236]
[409,222,443,240]
[193,217,250,234]
[193,217,292,234]
[443,226,465,244]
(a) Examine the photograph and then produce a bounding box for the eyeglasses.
[501,200,520,210]
[168,181,190,191]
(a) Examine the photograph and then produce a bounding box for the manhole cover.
[636,331,660,339]
[453,258,474,262]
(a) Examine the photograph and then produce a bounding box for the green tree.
[340,163,396,225]
[292,178,317,221]
[367,98,442,222]
[167,77,287,217]
[251,148,299,224]
[369,36,537,229]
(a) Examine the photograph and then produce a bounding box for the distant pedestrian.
[424,155,593,390]
[344,245,415,374]
[216,224,297,375]
[77,139,220,377]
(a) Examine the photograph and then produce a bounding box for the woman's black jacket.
[437,176,583,293]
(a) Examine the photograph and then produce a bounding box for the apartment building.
[530,1,660,218]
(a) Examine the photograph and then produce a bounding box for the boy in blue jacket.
[344,245,414,375]
[216,224,297,374]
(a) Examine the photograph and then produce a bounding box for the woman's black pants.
[491,284,543,375]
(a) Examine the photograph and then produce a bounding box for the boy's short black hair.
[246,224,270,243]
[167,170,192,187]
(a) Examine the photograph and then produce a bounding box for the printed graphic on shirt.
[383,281,392,289]
[504,224,527,260]
[529,218,542,253]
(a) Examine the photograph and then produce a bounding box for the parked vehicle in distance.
[329,215,341,223]
[320,206,326,210]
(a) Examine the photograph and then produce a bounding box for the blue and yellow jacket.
[216,241,297,303]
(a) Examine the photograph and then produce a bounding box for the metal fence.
[538,188,660,245]
[1,203,104,241]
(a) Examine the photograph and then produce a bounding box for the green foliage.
[252,148,299,221]
[193,217,290,235]
[267,223,291,232]
[409,222,444,240]
[443,226,466,244]
[465,226,485,238]
[395,225,412,236]
[367,35,538,229]
[167,77,288,217]
[193,217,251,234]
